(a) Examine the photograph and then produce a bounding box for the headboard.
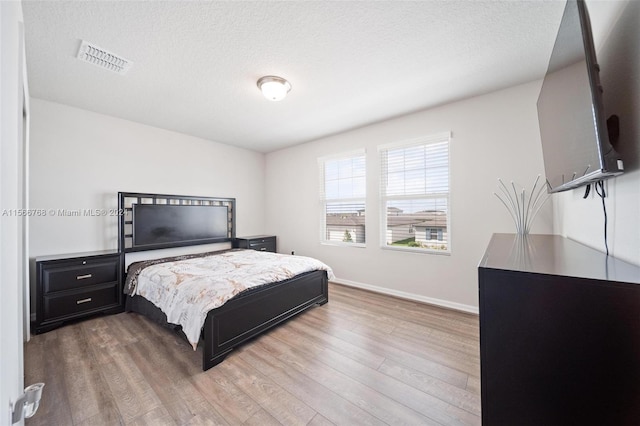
[118,192,235,253]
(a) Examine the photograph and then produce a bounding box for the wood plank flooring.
[24,283,481,425]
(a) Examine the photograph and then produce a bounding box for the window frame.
[378,132,451,255]
[318,149,367,248]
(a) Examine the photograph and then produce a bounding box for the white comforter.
[130,250,334,349]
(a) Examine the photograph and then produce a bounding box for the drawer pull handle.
[76,274,92,280]
[76,298,92,305]
[260,247,266,251]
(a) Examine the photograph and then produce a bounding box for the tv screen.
[133,204,229,247]
[537,0,623,193]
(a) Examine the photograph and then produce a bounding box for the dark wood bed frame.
[118,192,328,370]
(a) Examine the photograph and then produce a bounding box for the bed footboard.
[202,270,328,370]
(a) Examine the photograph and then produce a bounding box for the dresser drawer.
[43,283,119,321]
[42,259,119,293]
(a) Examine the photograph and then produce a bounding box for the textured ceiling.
[22,1,575,153]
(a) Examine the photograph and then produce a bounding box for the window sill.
[381,245,451,256]
[320,242,366,249]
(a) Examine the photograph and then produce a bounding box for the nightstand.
[34,250,123,334]
[233,235,276,253]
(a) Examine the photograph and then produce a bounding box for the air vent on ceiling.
[76,40,132,75]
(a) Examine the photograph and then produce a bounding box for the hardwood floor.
[24,283,480,425]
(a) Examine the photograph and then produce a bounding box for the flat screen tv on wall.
[537,0,623,193]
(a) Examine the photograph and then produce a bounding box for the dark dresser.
[233,235,276,253]
[478,233,640,425]
[34,250,123,334]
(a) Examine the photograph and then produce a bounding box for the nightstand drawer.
[249,240,276,252]
[35,250,123,334]
[43,283,119,321]
[43,260,119,293]
[233,235,277,253]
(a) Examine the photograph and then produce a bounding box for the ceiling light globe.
[257,76,291,101]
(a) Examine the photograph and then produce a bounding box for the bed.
[118,192,330,370]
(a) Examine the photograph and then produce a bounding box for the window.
[319,150,366,246]
[425,227,444,241]
[379,133,450,253]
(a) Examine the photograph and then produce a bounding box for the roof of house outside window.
[326,210,446,228]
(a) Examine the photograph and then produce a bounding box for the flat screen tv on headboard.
[537,0,623,193]
[133,204,229,247]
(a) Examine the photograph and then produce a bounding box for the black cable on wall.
[584,180,609,256]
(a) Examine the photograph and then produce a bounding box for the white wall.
[29,98,266,259]
[265,81,553,311]
[553,0,640,267]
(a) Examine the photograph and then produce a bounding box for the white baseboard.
[330,278,479,315]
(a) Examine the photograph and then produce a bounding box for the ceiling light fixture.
[257,76,291,101]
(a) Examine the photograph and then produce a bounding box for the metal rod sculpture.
[494,175,550,235]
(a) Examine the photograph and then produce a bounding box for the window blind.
[319,151,366,245]
[379,134,450,252]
